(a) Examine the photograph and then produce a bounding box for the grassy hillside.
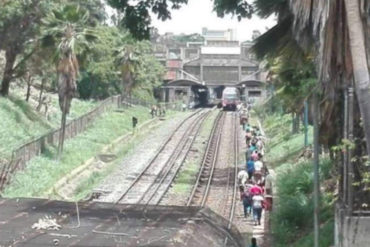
[0,95,96,158]
[263,113,313,165]
[2,106,152,198]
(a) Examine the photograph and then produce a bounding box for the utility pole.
[348,87,354,212]
[343,89,348,202]
[304,100,309,147]
[313,91,320,247]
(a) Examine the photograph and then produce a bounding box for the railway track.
[224,113,239,246]
[186,112,239,246]
[186,111,226,206]
[115,109,211,205]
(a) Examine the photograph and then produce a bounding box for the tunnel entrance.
[191,85,209,108]
[213,86,225,99]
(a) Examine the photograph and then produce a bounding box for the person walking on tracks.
[246,158,255,180]
[239,185,252,218]
[238,169,249,186]
[249,237,259,247]
[249,181,263,196]
[254,158,263,182]
[252,191,264,226]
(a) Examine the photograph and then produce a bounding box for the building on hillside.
[202,27,237,41]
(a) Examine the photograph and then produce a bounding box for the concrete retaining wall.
[335,203,370,246]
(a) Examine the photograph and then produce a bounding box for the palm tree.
[343,0,370,156]
[115,43,141,99]
[41,4,96,158]
[287,0,370,156]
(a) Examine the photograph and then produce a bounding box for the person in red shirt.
[249,182,263,196]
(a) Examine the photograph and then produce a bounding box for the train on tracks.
[221,87,240,111]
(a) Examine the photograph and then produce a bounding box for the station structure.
[152,28,267,106]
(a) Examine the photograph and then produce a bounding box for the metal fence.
[0,95,121,192]
[0,95,182,193]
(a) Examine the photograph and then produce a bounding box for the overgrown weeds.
[0,95,96,158]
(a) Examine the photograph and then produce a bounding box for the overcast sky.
[150,0,276,42]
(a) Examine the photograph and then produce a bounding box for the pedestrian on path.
[246,147,253,162]
[239,185,252,218]
[247,158,255,180]
[249,237,259,247]
[251,150,259,161]
[249,182,263,196]
[150,105,157,118]
[238,170,249,186]
[246,129,252,145]
[254,159,263,182]
[132,116,138,134]
[252,192,264,225]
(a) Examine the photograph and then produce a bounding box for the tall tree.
[107,0,188,40]
[41,3,97,158]
[344,0,370,156]
[115,43,140,97]
[0,0,50,96]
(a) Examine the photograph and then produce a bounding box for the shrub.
[272,159,334,246]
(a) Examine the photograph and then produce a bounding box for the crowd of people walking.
[237,105,273,231]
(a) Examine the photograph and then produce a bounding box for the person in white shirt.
[252,193,264,225]
[238,170,249,186]
[254,160,263,181]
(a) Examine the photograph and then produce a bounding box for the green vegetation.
[272,159,335,246]
[0,95,96,157]
[173,160,199,194]
[262,113,313,165]
[263,113,335,247]
[2,106,151,198]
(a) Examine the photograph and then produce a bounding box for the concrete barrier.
[335,203,370,246]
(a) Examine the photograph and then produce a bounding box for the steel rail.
[186,111,225,207]
[114,109,204,204]
[141,110,211,205]
[224,113,240,246]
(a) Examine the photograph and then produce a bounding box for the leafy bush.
[272,159,334,246]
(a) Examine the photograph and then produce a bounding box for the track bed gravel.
[203,112,235,216]
[160,110,220,206]
[93,111,196,203]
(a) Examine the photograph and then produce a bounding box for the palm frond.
[251,16,293,59]
[253,0,287,18]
